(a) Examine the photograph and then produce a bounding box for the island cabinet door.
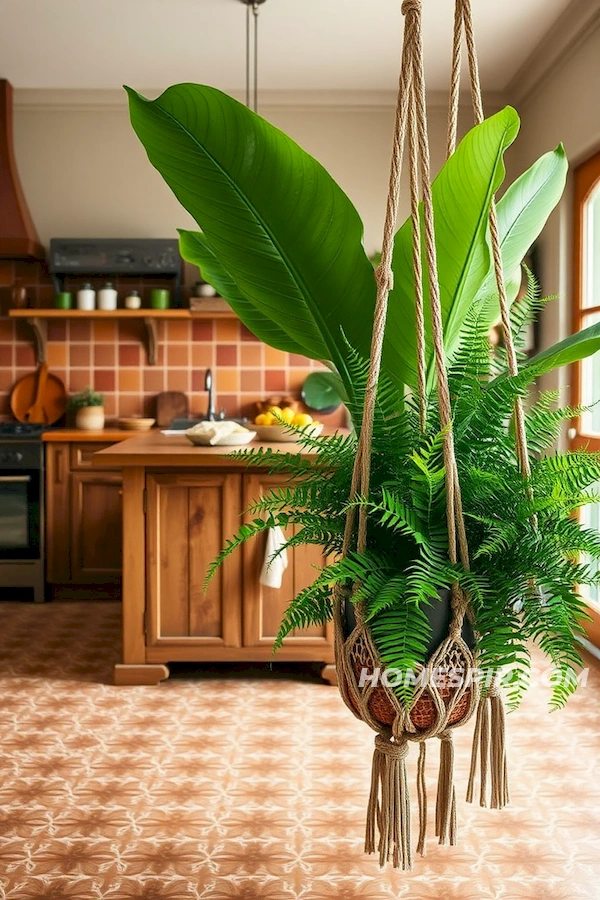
[242,474,333,651]
[145,472,243,647]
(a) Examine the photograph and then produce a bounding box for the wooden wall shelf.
[8,307,236,365]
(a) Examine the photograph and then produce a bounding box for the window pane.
[583,183,600,309]
[580,312,600,433]
[581,488,600,609]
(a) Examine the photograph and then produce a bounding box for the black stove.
[0,420,45,602]
[0,422,45,441]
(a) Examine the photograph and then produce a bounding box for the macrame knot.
[375,264,394,294]
[375,732,408,760]
[401,0,421,17]
[489,679,501,699]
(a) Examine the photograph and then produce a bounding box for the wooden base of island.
[114,664,170,685]
[93,433,338,687]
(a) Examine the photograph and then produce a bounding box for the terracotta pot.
[342,590,475,732]
[75,406,105,431]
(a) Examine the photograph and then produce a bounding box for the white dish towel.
[259,526,289,589]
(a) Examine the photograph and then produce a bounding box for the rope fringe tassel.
[365,735,412,870]
[435,730,457,845]
[466,679,509,809]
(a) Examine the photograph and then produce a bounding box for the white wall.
[508,21,600,400]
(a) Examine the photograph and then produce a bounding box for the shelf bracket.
[143,317,158,366]
[26,316,47,364]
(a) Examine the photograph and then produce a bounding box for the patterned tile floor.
[0,601,599,899]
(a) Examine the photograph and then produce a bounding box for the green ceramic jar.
[54,292,72,309]
[150,288,170,309]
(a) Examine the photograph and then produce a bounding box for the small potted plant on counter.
[68,388,105,431]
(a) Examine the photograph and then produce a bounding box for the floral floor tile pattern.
[0,601,599,899]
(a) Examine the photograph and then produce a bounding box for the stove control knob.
[0,451,23,463]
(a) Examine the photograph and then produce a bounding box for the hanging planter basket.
[341,592,476,730]
[324,0,516,869]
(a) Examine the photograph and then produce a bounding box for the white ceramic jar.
[75,406,105,431]
[77,283,96,311]
[124,290,141,310]
[98,282,118,311]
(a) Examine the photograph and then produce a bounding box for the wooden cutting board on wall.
[155,391,189,428]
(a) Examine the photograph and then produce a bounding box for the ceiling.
[0,0,574,93]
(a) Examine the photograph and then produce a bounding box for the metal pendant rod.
[246,2,251,108]
[240,0,267,113]
[254,2,259,112]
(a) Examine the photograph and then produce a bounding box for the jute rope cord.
[333,0,512,869]
[446,0,522,810]
[447,0,531,481]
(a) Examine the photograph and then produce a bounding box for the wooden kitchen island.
[95,431,336,686]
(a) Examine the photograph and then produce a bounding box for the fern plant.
[207,282,600,711]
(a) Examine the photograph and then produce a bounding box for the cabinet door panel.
[189,486,230,637]
[146,473,242,647]
[70,472,123,581]
[242,474,333,649]
[155,484,189,637]
[45,443,70,583]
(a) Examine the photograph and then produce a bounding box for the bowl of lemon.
[253,407,323,442]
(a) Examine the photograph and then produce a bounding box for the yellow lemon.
[280,407,295,424]
[292,412,313,428]
[267,406,283,419]
[263,412,276,426]
[254,413,270,426]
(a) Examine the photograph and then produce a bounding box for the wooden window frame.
[572,149,600,646]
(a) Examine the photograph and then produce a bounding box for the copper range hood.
[0,78,44,260]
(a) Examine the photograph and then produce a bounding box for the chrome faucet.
[205,368,216,421]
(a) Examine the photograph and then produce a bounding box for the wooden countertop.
[43,428,142,442]
[93,428,347,467]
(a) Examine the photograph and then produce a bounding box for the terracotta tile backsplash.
[0,260,345,426]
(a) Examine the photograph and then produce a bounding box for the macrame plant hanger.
[333,0,528,870]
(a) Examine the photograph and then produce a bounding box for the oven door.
[0,470,41,560]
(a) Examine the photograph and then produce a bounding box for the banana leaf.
[126,83,377,399]
[387,106,521,392]
[179,229,314,354]
[521,322,600,378]
[477,144,568,328]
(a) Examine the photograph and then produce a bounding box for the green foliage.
[477,145,568,332]
[67,387,104,410]
[127,85,576,399]
[126,83,377,400]
[301,371,345,411]
[206,285,599,711]
[387,106,520,391]
[126,80,598,712]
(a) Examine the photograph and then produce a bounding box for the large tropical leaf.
[386,107,520,392]
[477,144,568,326]
[179,229,313,354]
[126,83,377,398]
[520,322,600,378]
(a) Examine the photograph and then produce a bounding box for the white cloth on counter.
[185,421,243,445]
[260,526,289,590]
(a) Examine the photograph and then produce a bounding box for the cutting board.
[155,391,189,428]
[10,365,67,425]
